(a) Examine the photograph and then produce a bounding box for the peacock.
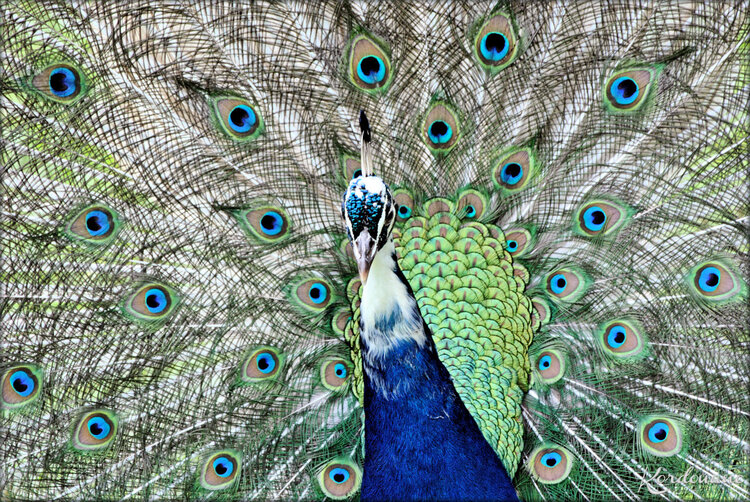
[1,1,748,500]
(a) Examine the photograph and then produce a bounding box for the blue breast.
[360,328,519,501]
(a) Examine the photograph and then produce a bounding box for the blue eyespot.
[357,55,386,85]
[607,326,627,349]
[550,274,567,294]
[334,363,347,378]
[583,206,607,232]
[308,282,328,304]
[144,288,168,314]
[213,457,234,478]
[87,416,111,439]
[259,211,284,236]
[256,352,276,374]
[428,120,453,144]
[328,467,350,484]
[611,76,639,105]
[500,162,523,185]
[538,355,552,371]
[465,205,476,218]
[228,104,257,133]
[648,422,670,443]
[506,240,518,252]
[698,266,720,293]
[85,210,111,237]
[49,67,77,98]
[480,32,509,62]
[9,370,35,397]
[398,205,412,218]
[540,451,562,468]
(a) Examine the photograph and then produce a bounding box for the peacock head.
[342,175,396,285]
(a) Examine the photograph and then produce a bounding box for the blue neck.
[359,249,518,501]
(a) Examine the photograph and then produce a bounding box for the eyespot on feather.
[317,458,361,499]
[603,66,661,113]
[504,227,533,257]
[241,347,283,382]
[456,189,487,219]
[534,349,565,385]
[64,204,121,245]
[122,283,179,323]
[236,206,290,243]
[348,35,392,93]
[30,63,87,103]
[393,189,415,222]
[200,450,241,490]
[687,260,743,303]
[528,444,573,484]
[639,416,682,457]
[2,365,43,409]
[210,96,264,141]
[574,199,630,237]
[71,409,118,451]
[291,278,334,312]
[492,148,536,192]
[423,103,460,154]
[320,359,351,391]
[473,13,519,72]
[545,268,588,302]
[599,319,646,359]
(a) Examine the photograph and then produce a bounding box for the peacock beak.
[353,232,376,285]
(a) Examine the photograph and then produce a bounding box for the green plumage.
[1,1,748,501]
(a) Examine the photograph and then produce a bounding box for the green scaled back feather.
[1,1,748,501]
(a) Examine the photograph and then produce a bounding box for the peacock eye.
[529,445,573,484]
[200,450,241,490]
[329,467,350,484]
[603,66,660,113]
[574,200,629,237]
[236,206,290,243]
[292,278,334,312]
[428,120,452,144]
[348,35,392,92]
[210,96,264,141]
[639,416,682,457]
[30,63,87,103]
[492,148,536,193]
[473,13,519,72]
[2,365,43,409]
[545,268,588,302]
[687,260,742,302]
[65,204,121,245]
[242,347,282,382]
[540,451,561,468]
[318,460,361,499]
[393,189,415,223]
[599,320,645,359]
[321,359,351,391]
[123,283,179,323]
[423,103,460,154]
[503,227,533,257]
[538,355,551,370]
[611,76,639,105]
[72,410,118,451]
[457,190,487,220]
[534,350,564,385]
[308,283,328,304]
[500,162,523,185]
